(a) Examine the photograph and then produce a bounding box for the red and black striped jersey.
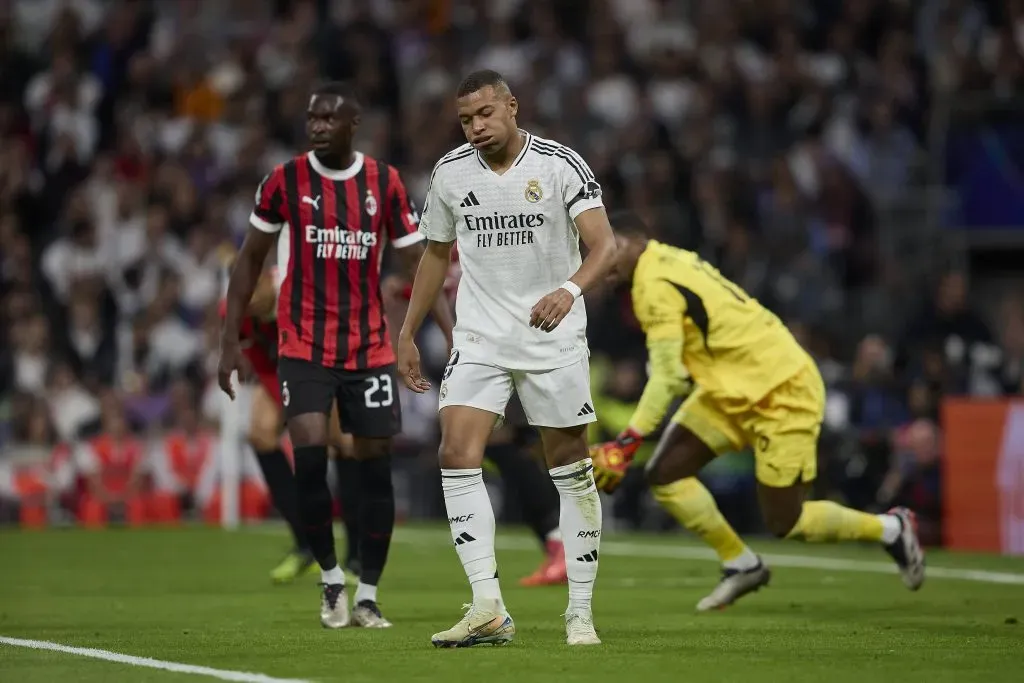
[250,151,423,369]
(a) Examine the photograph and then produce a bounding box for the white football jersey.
[418,131,603,371]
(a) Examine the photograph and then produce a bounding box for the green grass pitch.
[1,524,1023,682]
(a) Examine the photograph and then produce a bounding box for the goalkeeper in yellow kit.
[591,213,925,610]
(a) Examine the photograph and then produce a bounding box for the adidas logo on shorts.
[577,402,595,417]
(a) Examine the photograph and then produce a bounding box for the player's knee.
[288,413,329,448]
[644,456,673,488]
[538,425,588,469]
[757,482,805,537]
[248,421,280,452]
[547,438,587,469]
[358,452,393,495]
[332,433,356,459]
[438,436,482,469]
[762,504,802,538]
[249,402,283,452]
[764,514,799,538]
[354,436,391,461]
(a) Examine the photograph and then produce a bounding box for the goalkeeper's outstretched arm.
[627,336,692,436]
[590,322,691,493]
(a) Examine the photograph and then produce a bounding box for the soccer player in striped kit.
[220,82,453,628]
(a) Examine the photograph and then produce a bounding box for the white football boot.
[319,583,350,628]
[351,600,393,628]
[431,599,515,648]
[565,610,601,645]
[883,507,925,590]
[696,560,771,612]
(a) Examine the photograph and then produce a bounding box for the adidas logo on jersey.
[577,402,595,417]
[459,191,481,207]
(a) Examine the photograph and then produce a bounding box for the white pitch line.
[0,636,311,683]
[382,529,1024,586]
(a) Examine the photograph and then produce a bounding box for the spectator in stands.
[877,418,942,545]
[899,270,1003,396]
[999,296,1024,395]
[74,392,150,527]
[0,396,73,527]
[45,361,101,443]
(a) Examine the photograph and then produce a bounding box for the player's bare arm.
[247,270,277,319]
[529,207,617,332]
[218,246,277,319]
[397,239,454,392]
[395,240,455,351]
[218,228,278,399]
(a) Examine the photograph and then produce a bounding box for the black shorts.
[278,357,402,438]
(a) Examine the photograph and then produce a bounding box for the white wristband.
[560,281,582,299]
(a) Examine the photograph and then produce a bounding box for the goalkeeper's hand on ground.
[590,427,643,493]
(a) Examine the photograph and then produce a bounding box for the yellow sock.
[786,500,884,543]
[652,478,748,563]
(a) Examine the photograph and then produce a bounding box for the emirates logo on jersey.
[305,225,378,260]
[364,190,378,216]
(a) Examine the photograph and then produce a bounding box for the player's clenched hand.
[397,336,431,393]
[530,288,575,332]
[217,338,243,400]
[590,428,643,493]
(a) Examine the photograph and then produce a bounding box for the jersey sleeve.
[628,279,692,436]
[418,167,457,243]
[386,165,426,248]
[249,166,287,234]
[556,145,604,221]
[634,278,687,342]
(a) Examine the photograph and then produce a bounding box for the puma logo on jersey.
[302,195,321,211]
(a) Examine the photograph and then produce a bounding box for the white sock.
[549,458,601,615]
[354,582,377,604]
[545,529,563,543]
[878,514,902,545]
[441,468,504,609]
[321,565,344,585]
[722,546,761,571]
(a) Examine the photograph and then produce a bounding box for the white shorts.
[437,355,596,429]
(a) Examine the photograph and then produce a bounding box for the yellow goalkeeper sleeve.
[628,336,692,436]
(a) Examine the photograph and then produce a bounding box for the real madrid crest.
[525,179,542,203]
[364,190,378,216]
[439,383,448,401]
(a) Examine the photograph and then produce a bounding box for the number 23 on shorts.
[363,373,394,408]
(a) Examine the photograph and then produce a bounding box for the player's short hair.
[311,81,361,108]
[610,210,651,239]
[456,70,510,98]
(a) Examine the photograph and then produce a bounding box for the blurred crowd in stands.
[2,0,1023,544]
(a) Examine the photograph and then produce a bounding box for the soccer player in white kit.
[397,70,617,648]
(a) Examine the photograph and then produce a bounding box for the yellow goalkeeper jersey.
[631,240,810,411]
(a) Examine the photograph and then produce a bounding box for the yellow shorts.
[671,364,825,487]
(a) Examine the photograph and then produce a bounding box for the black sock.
[334,457,361,567]
[486,443,559,546]
[254,448,308,552]
[292,445,337,571]
[357,455,395,587]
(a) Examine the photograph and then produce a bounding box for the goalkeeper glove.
[590,427,643,493]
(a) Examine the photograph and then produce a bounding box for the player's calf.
[350,439,395,626]
[540,426,602,639]
[436,405,510,639]
[765,485,926,590]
